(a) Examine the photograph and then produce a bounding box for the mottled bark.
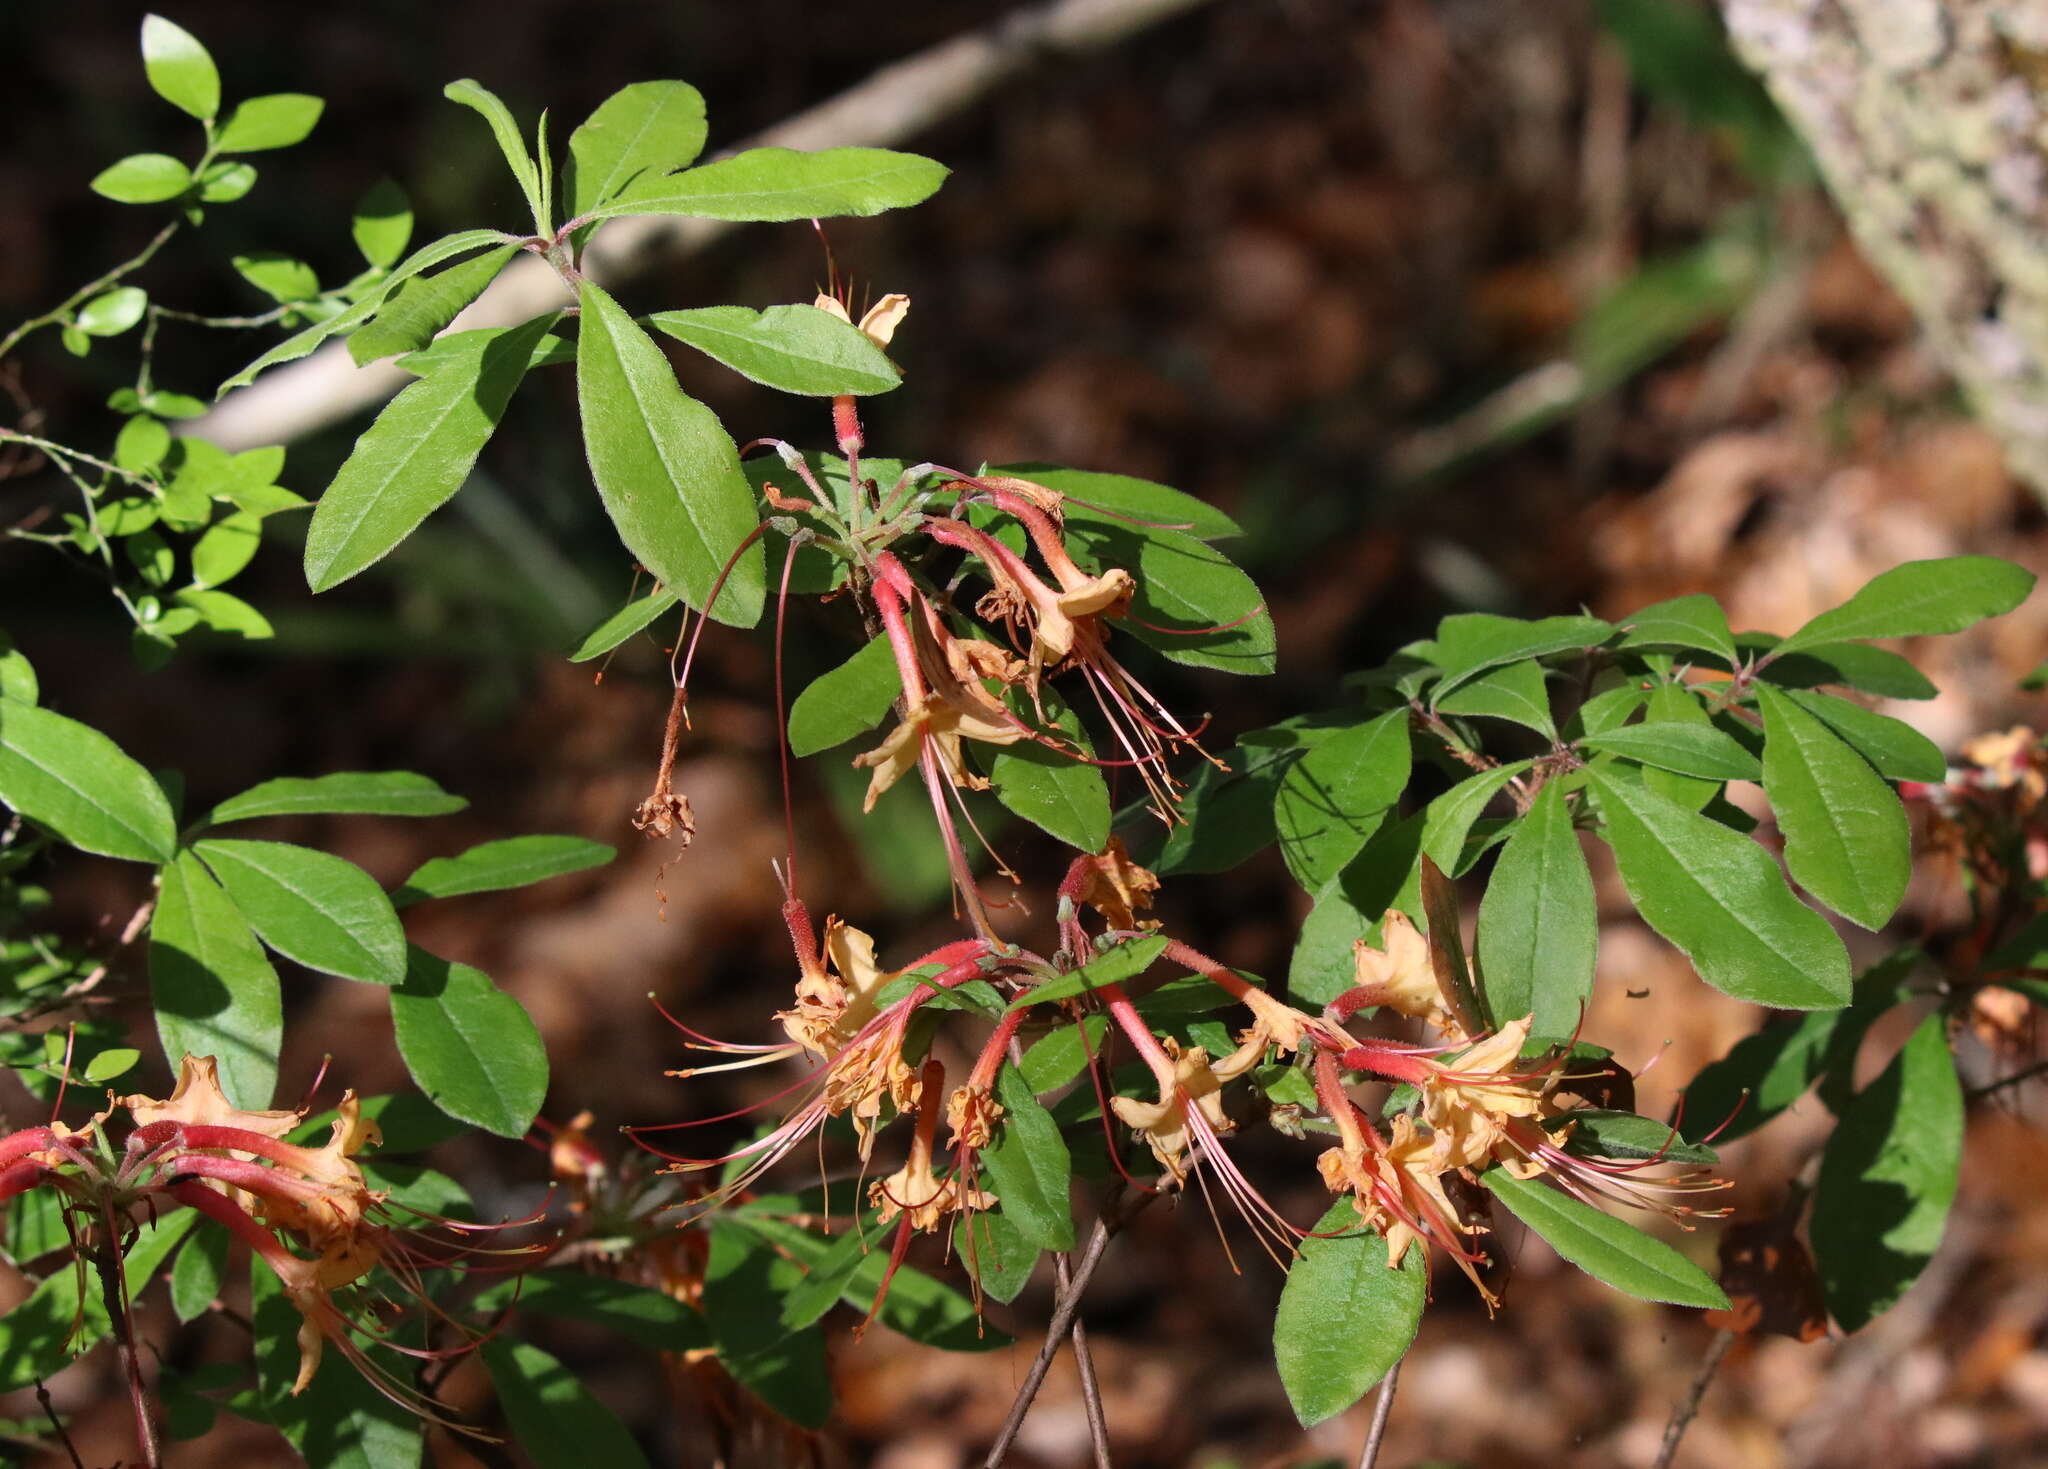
[1721,0,2048,491]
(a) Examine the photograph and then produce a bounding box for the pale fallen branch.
[195,0,1216,452]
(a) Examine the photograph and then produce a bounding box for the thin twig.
[33,1380,85,1469]
[0,220,181,365]
[1967,1054,2048,1101]
[1652,1329,1735,1469]
[1051,1251,1112,1469]
[1356,1358,1403,1469]
[984,1212,1116,1468]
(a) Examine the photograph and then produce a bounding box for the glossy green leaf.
[1477,781,1596,1034]
[1009,934,1169,1011]
[576,281,764,627]
[1781,690,1946,783]
[0,699,176,862]
[1748,637,1938,700]
[151,851,282,1110]
[567,80,708,216]
[1005,464,1241,540]
[444,79,546,230]
[188,511,261,589]
[193,838,406,985]
[649,304,900,396]
[90,152,190,203]
[745,1213,1006,1351]
[1154,741,1294,875]
[172,588,273,640]
[207,770,466,825]
[568,584,679,662]
[1273,1201,1425,1427]
[389,948,546,1137]
[1679,1009,1853,1143]
[141,15,218,118]
[197,160,256,203]
[351,179,412,268]
[1810,1015,1962,1331]
[1287,813,1425,1007]
[218,229,510,394]
[474,1272,708,1351]
[1755,683,1909,930]
[989,692,1109,852]
[481,1338,647,1469]
[1273,709,1411,891]
[1548,1108,1717,1165]
[1484,1169,1728,1306]
[1019,1014,1110,1092]
[591,145,947,221]
[77,287,147,336]
[1436,658,1554,737]
[1588,768,1850,1007]
[346,244,519,366]
[249,1263,422,1469]
[788,633,899,756]
[169,1223,229,1323]
[305,314,551,591]
[232,253,320,304]
[1577,720,1761,780]
[1616,592,1737,664]
[1774,556,2036,657]
[1430,613,1613,696]
[391,833,613,907]
[216,93,324,152]
[0,636,36,706]
[1633,681,1718,809]
[1420,760,1533,874]
[956,1208,1043,1306]
[979,1064,1074,1250]
[1064,519,1274,673]
[700,1224,832,1428]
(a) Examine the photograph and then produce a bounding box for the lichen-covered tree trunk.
[1721,0,2048,492]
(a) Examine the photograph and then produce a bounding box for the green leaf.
[193,838,406,985]
[1587,768,1850,1007]
[172,588,272,640]
[291,1092,465,1154]
[0,699,176,862]
[1287,813,1425,1007]
[576,282,763,628]
[788,633,899,756]
[568,585,679,662]
[0,635,36,706]
[567,80,708,216]
[84,1047,139,1083]
[1755,683,1909,930]
[979,1064,1074,1250]
[1679,1009,1851,1143]
[1616,592,1737,664]
[1773,556,2036,657]
[1064,519,1274,673]
[1430,613,1613,696]
[248,1263,422,1469]
[77,287,147,336]
[346,244,520,366]
[1810,1015,1962,1331]
[1483,1169,1728,1307]
[480,1338,647,1469]
[1008,934,1169,1011]
[1747,636,1938,700]
[1420,760,1533,874]
[90,153,191,203]
[474,1272,708,1351]
[989,691,1109,852]
[591,145,947,221]
[352,180,412,269]
[956,1208,1042,1305]
[1154,741,1295,875]
[304,314,551,591]
[391,833,613,907]
[188,511,261,589]
[1436,658,1554,737]
[1477,781,1596,1034]
[1780,690,1946,783]
[1002,465,1241,540]
[1273,1201,1425,1428]
[1577,721,1761,780]
[1272,709,1411,891]
[389,948,546,1138]
[141,15,218,119]
[648,304,900,396]
[207,771,466,825]
[0,1209,197,1392]
[217,229,510,395]
[744,1213,1006,1351]
[700,1224,832,1428]
[1019,1014,1109,1092]
[444,79,547,231]
[1548,1108,1717,1164]
[197,160,256,203]
[151,851,282,1110]
[169,1223,229,1323]
[216,93,324,152]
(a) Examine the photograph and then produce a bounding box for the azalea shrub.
[0,14,2041,1466]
